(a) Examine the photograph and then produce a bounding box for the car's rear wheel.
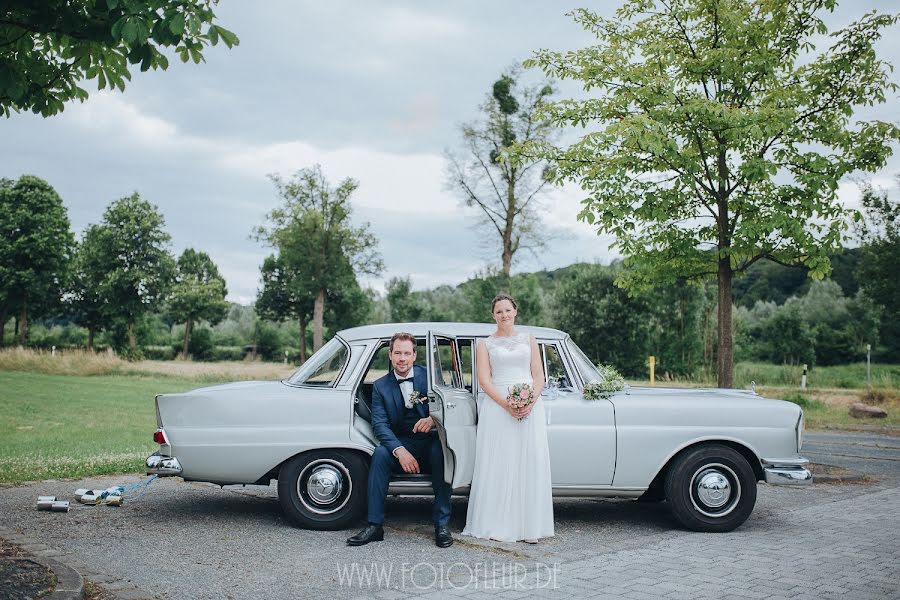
[664,444,757,532]
[277,450,367,530]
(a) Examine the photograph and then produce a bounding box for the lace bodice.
[483,332,533,386]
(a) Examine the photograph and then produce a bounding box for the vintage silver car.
[147,323,811,533]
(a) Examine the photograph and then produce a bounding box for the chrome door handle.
[446,402,456,408]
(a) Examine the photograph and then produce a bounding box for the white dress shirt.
[392,368,416,458]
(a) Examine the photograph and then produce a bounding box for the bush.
[144,345,176,361]
[779,392,825,411]
[187,327,214,361]
[211,346,243,361]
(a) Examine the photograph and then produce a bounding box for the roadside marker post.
[649,356,655,386]
[801,364,807,390]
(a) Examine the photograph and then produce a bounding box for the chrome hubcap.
[306,466,343,505]
[689,462,741,518]
[696,470,731,508]
[297,459,351,515]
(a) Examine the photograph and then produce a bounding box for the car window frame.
[540,339,577,391]
[284,336,353,389]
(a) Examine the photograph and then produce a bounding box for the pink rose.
[519,389,530,400]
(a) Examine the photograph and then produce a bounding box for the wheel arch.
[255,445,374,485]
[642,439,764,500]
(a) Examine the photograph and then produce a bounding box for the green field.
[0,371,203,484]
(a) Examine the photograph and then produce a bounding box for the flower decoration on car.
[583,364,626,400]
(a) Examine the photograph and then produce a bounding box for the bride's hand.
[504,400,523,419]
[519,402,534,419]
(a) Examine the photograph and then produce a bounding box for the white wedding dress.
[462,332,554,542]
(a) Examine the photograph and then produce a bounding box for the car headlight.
[796,410,804,452]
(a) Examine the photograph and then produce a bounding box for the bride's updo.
[491,293,518,313]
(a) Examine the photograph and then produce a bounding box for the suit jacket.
[371,364,429,454]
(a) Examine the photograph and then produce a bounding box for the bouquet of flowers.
[507,383,535,421]
[405,390,428,409]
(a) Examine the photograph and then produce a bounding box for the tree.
[90,193,174,353]
[67,230,107,349]
[0,175,74,345]
[168,248,228,359]
[446,67,557,275]
[255,165,383,352]
[523,1,900,387]
[0,0,238,117]
[385,276,423,323]
[255,253,314,362]
[856,179,900,360]
[552,263,651,376]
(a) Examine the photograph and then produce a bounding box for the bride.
[462,293,554,543]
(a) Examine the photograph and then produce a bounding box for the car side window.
[543,343,573,389]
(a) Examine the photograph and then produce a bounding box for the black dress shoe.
[435,526,453,548]
[346,524,384,546]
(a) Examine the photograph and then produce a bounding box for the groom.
[346,332,453,548]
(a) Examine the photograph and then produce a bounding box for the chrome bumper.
[761,457,813,485]
[146,452,183,476]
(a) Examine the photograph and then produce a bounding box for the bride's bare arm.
[529,335,545,398]
[476,340,517,415]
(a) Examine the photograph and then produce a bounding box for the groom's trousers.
[367,433,452,527]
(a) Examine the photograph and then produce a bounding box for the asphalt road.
[803,430,900,481]
[0,430,897,599]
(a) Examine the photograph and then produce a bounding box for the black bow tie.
[396,377,414,384]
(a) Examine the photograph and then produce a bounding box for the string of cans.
[35,475,158,512]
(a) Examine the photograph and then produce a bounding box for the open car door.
[427,331,477,489]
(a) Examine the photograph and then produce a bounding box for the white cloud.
[217,141,464,215]
[66,92,179,147]
[374,7,466,43]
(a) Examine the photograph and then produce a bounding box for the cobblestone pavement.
[0,433,898,599]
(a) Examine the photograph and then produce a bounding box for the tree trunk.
[313,289,325,352]
[128,320,136,352]
[716,258,734,388]
[299,317,307,363]
[18,300,27,345]
[715,144,734,388]
[501,178,516,276]
[87,327,95,351]
[182,318,193,359]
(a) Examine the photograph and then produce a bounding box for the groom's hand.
[395,448,420,474]
[412,416,434,433]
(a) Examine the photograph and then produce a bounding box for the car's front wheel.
[664,444,757,532]
[277,450,367,530]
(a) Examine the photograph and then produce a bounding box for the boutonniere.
[405,390,427,409]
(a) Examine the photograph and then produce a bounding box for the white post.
[51,345,56,357]
[800,364,807,390]
[284,350,288,365]
[867,344,871,388]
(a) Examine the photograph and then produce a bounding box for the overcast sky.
[3,1,899,303]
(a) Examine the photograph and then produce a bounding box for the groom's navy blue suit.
[367,364,452,527]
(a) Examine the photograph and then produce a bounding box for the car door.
[541,340,617,486]
[427,331,477,489]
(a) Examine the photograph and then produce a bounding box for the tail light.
[153,429,169,445]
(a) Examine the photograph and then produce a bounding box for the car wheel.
[277,450,367,530]
[664,444,757,533]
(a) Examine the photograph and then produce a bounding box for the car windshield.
[566,338,603,384]
[287,338,349,386]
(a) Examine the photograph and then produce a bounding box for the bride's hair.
[490,293,518,313]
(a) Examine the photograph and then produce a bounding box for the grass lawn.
[0,371,208,484]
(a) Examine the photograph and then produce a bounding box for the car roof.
[336,322,569,342]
